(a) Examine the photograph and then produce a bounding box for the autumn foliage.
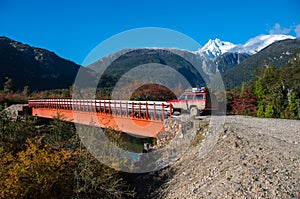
[0,113,135,198]
[130,83,177,101]
[230,90,257,116]
[0,140,74,198]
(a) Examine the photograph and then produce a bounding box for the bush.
[0,139,74,198]
[0,112,37,153]
[230,90,257,116]
[0,113,136,198]
[256,104,264,117]
[74,150,135,199]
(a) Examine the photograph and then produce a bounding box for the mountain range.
[88,34,299,90]
[223,38,300,88]
[0,34,299,91]
[197,34,295,59]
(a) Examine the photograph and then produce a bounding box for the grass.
[190,121,208,147]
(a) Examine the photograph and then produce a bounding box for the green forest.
[229,48,300,119]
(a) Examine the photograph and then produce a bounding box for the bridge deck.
[29,99,173,137]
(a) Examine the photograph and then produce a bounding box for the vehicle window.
[187,95,194,100]
[195,94,203,100]
[178,95,186,100]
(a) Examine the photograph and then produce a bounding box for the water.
[120,132,155,153]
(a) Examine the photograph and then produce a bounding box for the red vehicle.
[167,87,218,116]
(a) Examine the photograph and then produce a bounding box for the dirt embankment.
[134,115,300,199]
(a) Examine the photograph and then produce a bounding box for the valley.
[0,34,299,198]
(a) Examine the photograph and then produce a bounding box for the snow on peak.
[196,34,296,59]
[197,38,236,59]
[231,34,296,54]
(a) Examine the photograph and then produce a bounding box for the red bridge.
[28,99,173,137]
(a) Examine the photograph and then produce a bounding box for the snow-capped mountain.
[197,38,236,59]
[197,34,296,59]
[231,34,296,54]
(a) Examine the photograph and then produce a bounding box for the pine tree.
[264,104,274,118]
[22,85,30,97]
[3,78,13,94]
[256,103,264,117]
[287,92,299,119]
[240,81,245,97]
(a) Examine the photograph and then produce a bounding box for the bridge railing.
[28,99,173,121]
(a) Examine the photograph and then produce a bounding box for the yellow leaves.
[0,151,14,165]
[0,138,74,198]
[0,113,135,198]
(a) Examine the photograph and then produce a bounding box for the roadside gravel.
[224,115,300,145]
[136,115,300,199]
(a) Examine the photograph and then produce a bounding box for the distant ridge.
[0,36,96,90]
[222,39,300,89]
[0,34,298,92]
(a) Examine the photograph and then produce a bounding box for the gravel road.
[136,115,300,199]
[224,115,300,145]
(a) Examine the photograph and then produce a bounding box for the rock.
[3,104,31,120]
[156,116,193,149]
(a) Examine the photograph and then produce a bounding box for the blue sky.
[1,0,300,65]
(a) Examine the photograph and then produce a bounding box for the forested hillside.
[0,37,97,91]
[223,39,300,89]
[230,48,300,119]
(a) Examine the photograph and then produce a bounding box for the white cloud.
[294,24,300,37]
[268,23,300,37]
[269,23,291,35]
